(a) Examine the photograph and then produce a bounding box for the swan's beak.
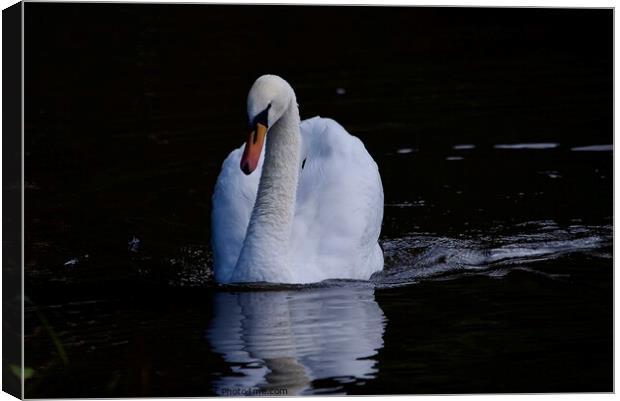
[240,123,267,175]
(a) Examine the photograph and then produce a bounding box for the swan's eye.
[252,104,271,129]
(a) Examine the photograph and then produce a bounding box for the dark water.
[23,4,612,397]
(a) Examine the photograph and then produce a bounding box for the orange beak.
[240,123,267,175]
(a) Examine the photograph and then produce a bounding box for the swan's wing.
[291,117,384,282]
[211,144,264,283]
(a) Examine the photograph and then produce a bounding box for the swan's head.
[241,75,295,175]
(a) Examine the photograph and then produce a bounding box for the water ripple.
[375,222,611,287]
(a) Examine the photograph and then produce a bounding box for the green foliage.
[9,364,34,380]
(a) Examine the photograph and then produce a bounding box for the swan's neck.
[233,98,301,282]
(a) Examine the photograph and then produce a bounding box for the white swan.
[211,75,384,284]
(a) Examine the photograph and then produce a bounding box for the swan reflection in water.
[206,285,386,395]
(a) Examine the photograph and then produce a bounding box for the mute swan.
[212,75,384,284]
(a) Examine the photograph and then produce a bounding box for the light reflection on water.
[206,286,386,395]
[493,143,560,150]
[376,222,611,287]
[570,144,613,152]
[202,220,611,395]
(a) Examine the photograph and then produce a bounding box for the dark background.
[23,4,612,396]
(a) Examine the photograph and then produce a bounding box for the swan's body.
[212,75,383,284]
